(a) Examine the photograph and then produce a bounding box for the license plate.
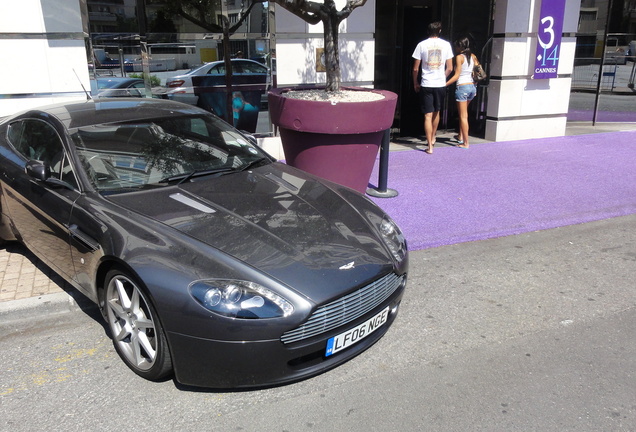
[325,307,390,357]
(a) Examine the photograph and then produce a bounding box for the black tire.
[103,267,173,381]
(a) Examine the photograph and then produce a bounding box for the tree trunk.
[270,0,370,92]
[323,15,341,92]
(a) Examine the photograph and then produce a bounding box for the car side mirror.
[25,160,74,190]
[25,160,50,181]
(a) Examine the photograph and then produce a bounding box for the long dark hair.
[454,37,472,60]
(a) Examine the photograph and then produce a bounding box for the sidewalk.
[0,242,80,322]
[1,122,636,318]
[0,243,70,302]
[372,124,636,251]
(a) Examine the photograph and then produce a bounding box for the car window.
[232,62,243,73]
[129,82,145,97]
[71,114,270,193]
[6,121,29,159]
[6,119,78,188]
[98,80,120,89]
[210,64,224,74]
[55,153,79,189]
[240,62,267,74]
[9,119,61,164]
[2,121,30,166]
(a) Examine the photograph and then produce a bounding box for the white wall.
[274,0,376,87]
[485,0,581,142]
[0,0,90,116]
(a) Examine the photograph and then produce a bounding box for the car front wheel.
[104,268,173,381]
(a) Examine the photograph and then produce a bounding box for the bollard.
[366,129,398,198]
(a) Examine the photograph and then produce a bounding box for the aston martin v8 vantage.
[0,98,408,388]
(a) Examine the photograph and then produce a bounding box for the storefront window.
[86,0,274,135]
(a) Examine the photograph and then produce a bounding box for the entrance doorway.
[374,0,493,138]
[400,6,434,137]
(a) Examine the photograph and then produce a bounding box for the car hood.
[108,164,394,303]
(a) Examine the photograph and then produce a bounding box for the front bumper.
[167,277,406,389]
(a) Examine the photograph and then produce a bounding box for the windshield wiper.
[158,167,235,185]
[238,157,269,172]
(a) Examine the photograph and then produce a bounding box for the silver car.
[166,59,269,107]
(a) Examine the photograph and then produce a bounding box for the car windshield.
[70,114,270,194]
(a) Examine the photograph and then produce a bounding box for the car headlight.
[379,215,407,262]
[190,280,294,319]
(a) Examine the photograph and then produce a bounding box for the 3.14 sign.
[533,0,567,79]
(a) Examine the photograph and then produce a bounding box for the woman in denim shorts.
[446,37,479,149]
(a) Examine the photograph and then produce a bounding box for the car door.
[1,117,79,281]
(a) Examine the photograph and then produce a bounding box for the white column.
[485,0,581,142]
[0,0,90,116]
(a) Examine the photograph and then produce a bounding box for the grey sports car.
[0,98,408,388]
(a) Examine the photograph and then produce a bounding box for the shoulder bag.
[472,55,487,82]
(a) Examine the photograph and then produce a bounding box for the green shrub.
[129,73,161,87]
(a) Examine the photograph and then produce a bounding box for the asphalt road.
[1,215,635,432]
[569,91,636,115]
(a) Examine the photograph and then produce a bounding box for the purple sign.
[533,0,567,79]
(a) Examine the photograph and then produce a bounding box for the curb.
[0,291,97,327]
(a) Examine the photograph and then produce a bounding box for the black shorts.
[420,87,446,114]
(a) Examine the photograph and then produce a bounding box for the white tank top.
[458,54,474,85]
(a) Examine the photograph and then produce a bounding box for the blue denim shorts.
[455,84,476,102]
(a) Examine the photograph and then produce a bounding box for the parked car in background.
[166,59,270,132]
[0,98,408,389]
[165,59,269,105]
[91,77,146,98]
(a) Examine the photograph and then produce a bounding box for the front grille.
[281,273,404,344]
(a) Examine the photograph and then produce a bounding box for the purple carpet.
[368,131,636,251]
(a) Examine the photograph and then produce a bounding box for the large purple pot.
[268,87,398,193]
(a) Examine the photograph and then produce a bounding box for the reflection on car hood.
[108,164,393,302]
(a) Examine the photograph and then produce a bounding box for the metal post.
[593,0,614,125]
[367,129,398,198]
[118,48,125,77]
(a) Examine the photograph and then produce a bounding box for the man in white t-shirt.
[412,22,454,154]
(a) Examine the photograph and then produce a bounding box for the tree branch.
[335,0,367,22]
[271,0,325,25]
[168,0,224,33]
[229,1,260,33]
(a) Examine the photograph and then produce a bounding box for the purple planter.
[268,87,398,193]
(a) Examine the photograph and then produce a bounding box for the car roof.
[95,77,144,90]
[96,77,143,84]
[14,98,207,129]
[96,77,141,83]
[188,58,267,74]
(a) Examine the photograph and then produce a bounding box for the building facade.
[1,0,633,142]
